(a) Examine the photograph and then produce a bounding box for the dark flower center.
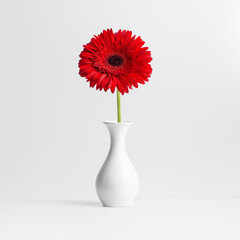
[108,55,123,67]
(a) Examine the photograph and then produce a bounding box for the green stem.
[117,89,121,123]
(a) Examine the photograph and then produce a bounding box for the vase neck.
[104,122,132,150]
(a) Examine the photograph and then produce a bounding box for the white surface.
[0,197,240,240]
[96,122,139,207]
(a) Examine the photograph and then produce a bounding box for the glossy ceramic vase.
[96,121,139,207]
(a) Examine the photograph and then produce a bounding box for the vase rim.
[103,121,133,125]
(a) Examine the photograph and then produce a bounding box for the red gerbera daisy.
[78,29,152,95]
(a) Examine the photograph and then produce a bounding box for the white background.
[0,0,240,239]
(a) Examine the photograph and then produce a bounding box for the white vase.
[95,121,139,207]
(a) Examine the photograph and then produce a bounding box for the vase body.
[95,121,139,207]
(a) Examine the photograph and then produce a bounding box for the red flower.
[78,29,152,95]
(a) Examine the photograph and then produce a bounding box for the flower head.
[78,29,152,94]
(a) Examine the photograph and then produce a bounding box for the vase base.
[102,203,133,208]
